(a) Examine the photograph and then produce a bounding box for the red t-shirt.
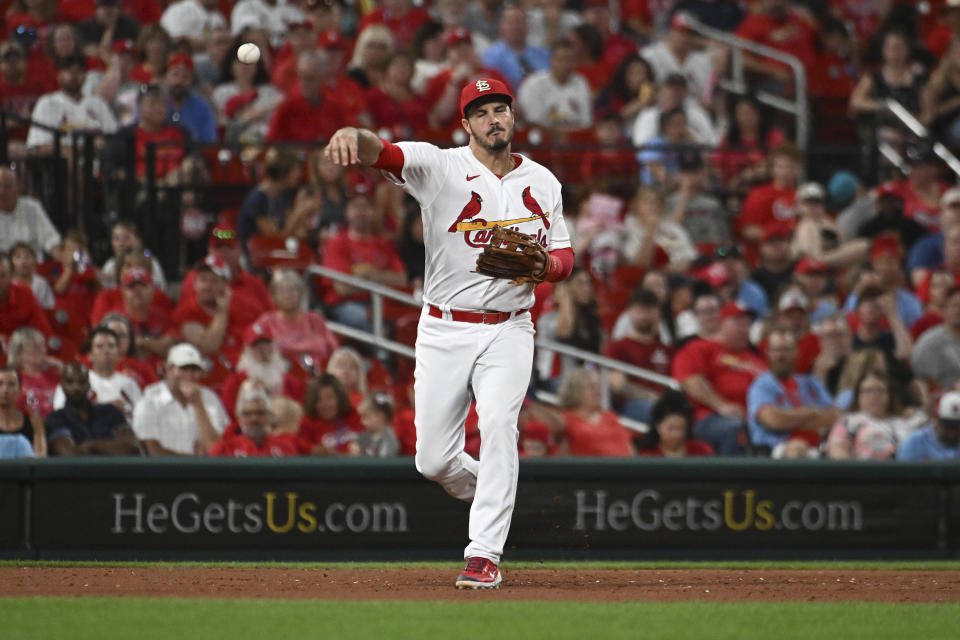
[90,287,175,336]
[738,182,798,234]
[117,356,158,390]
[210,431,304,457]
[271,54,299,96]
[18,368,59,418]
[563,410,635,456]
[219,370,306,421]
[365,87,430,138]
[735,10,818,71]
[712,129,787,186]
[898,180,948,234]
[134,126,187,179]
[320,231,406,306]
[297,412,363,453]
[671,338,768,419]
[0,283,52,338]
[172,296,261,387]
[128,64,156,85]
[179,268,273,317]
[392,406,417,456]
[603,336,673,390]
[328,75,369,122]
[265,89,356,143]
[39,261,98,351]
[808,51,857,99]
[638,440,715,457]
[911,311,943,341]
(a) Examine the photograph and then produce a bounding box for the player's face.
[463,100,514,152]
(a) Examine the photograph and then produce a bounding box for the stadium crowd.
[2,0,960,462]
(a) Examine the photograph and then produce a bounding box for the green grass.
[5,559,960,570]
[0,598,957,640]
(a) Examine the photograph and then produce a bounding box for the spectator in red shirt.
[357,0,431,49]
[173,254,261,390]
[0,251,52,344]
[44,229,99,359]
[758,288,821,374]
[321,192,408,331]
[582,0,640,71]
[129,23,170,85]
[713,95,786,192]
[735,0,819,77]
[926,1,960,59]
[366,51,430,140]
[270,19,318,95]
[7,326,61,419]
[604,288,674,424]
[318,29,373,129]
[266,50,354,143]
[90,251,176,364]
[0,41,47,151]
[557,367,637,456]
[179,222,272,318]
[210,386,302,457]
[896,144,950,234]
[737,142,802,246]
[671,300,767,455]
[298,372,362,454]
[637,389,714,457]
[219,321,303,421]
[98,312,159,389]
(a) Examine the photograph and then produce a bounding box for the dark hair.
[638,390,695,450]
[360,391,394,422]
[630,287,660,308]
[112,219,142,237]
[658,106,686,134]
[0,251,11,270]
[99,313,137,356]
[857,285,887,307]
[849,369,901,416]
[411,20,443,60]
[44,22,82,64]
[84,326,120,354]
[137,83,166,103]
[8,242,34,259]
[304,373,353,420]
[220,36,270,85]
[725,94,774,148]
[0,365,21,388]
[609,54,654,104]
[571,24,604,61]
[263,147,300,181]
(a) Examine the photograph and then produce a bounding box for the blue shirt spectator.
[897,389,960,460]
[0,433,33,459]
[748,371,834,450]
[737,279,769,316]
[905,232,942,274]
[480,6,549,89]
[842,288,924,329]
[165,52,218,143]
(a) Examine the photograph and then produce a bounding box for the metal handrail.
[305,265,679,418]
[884,99,960,179]
[683,15,809,148]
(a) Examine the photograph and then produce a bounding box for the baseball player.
[325,78,574,589]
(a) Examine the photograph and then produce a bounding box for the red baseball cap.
[209,222,238,246]
[121,266,152,287]
[794,256,828,275]
[719,300,754,321]
[444,27,473,47]
[167,52,194,72]
[460,77,514,117]
[243,322,275,347]
[111,38,135,55]
[670,11,695,31]
[871,235,902,261]
[199,253,231,280]
[696,262,732,288]
[318,29,346,50]
[876,181,903,199]
[762,221,793,243]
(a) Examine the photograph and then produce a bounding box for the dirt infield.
[2,567,960,602]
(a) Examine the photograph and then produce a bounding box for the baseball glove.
[475,225,548,285]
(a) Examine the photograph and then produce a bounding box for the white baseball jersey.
[389,143,571,312]
[26,90,118,149]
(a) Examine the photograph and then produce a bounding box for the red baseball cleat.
[455,556,502,589]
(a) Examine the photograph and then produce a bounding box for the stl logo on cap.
[475,80,491,92]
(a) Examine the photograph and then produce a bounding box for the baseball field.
[2,561,959,639]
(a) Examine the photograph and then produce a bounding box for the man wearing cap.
[164,52,217,143]
[46,361,140,456]
[481,6,550,89]
[897,144,950,235]
[77,0,141,63]
[713,244,769,315]
[750,222,796,304]
[270,19,318,95]
[912,285,960,391]
[630,72,718,148]
[161,0,228,51]
[671,300,767,455]
[737,142,801,246]
[26,53,118,153]
[734,0,817,74]
[219,321,303,422]
[173,254,263,390]
[132,342,229,456]
[747,328,838,458]
[179,222,272,316]
[641,12,714,104]
[667,148,732,246]
[898,390,960,460]
[266,50,353,143]
[315,29,373,129]
[856,181,928,253]
[325,75,573,588]
[907,188,960,287]
[425,27,510,131]
[517,38,591,131]
[83,38,140,125]
[794,256,839,323]
[842,240,924,329]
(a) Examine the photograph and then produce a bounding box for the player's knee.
[415,450,455,482]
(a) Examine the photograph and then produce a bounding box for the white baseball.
[237,43,261,64]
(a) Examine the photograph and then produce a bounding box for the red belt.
[427,304,527,324]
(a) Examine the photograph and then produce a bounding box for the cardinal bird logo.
[448,190,485,232]
[521,186,550,229]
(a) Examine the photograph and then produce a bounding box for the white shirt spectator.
[132,381,228,455]
[641,41,714,104]
[0,195,62,256]
[517,69,593,129]
[622,215,698,271]
[53,370,143,419]
[230,0,304,49]
[162,0,228,43]
[525,7,582,50]
[99,254,168,292]
[631,99,719,148]
[26,90,118,149]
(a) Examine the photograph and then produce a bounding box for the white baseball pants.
[413,306,535,564]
